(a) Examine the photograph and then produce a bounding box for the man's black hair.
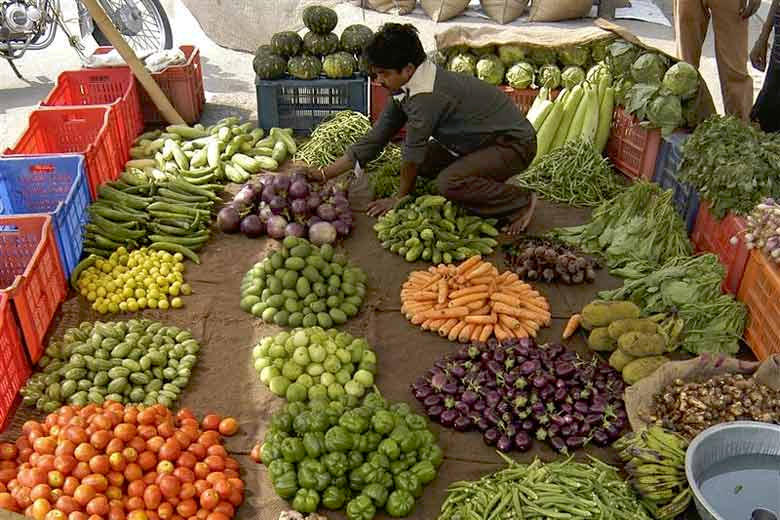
[364,23,426,71]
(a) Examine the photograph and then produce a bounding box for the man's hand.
[751,38,769,71]
[303,166,327,183]
[366,197,398,217]
[740,0,760,18]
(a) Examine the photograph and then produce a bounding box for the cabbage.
[528,47,557,66]
[445,45,470,57]
[630,53,669,84]
[447,53,477,76]
[472,45,497,57]
[614,77,634,105]
[663,61,699,100]
[590,38,613,62]
[505,62,535,89]
[561,66,586,89]
[498,44,525,66]
[476,55,505,85]
[606,40,640,77]
[647,94,683,136]
[538,64,562,89]
[558,45,591,67]
[682,98,698,128]
[586,63,612,85]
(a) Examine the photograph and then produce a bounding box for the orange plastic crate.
[498,86,559,114]
[738,250,780,360]
[91,45,205,125]
[0,215,66,364]
[3,106,123,199]
[691,200,749,295]
[0,293,31,432]
[606,106,662,181]
[41,68,143,162]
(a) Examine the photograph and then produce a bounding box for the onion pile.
[217,171,353,244]
[411,339,628,453]
[734,197,780,263]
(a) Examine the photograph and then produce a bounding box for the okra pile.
[373,195,499,263]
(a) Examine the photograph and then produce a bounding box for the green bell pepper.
[287,401,307,417]
[390,402,412,416]
[404,413,428,431]
[340,410,369,433]
[377,470,393,490]
[353,433,370,453]
[323,451,349,477]
[292,488,319,513]
[267,459,294,480]
[303,432,325,458]
[309,410,330,432]
[397,430,421,453]
[332,474,348,489]
[281,437,306,463]
[362,482,388,507]
[325,425,355,452]
[371,410,396,434]
[363,432,382,452]
[416,429,437,448]
[353,405,373,419]
[362,391,387,410]
[348,450,364,469]
[349,461,380,490]
[293,411,313,434]
[321,485,347,510]
[410,460,436,485]
[389,459,410,476]
[367,452,390,469]
[378,438,401,460]
[271,468,298,499]
[394,471,422,498]
[260,441,283,465]
[419,444,444,468]
[297,459,330,491]
[346,495,376,520]
[386,489,415,517]
[265,430,289,445]
[270,411,293,432]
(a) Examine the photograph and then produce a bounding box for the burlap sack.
[480,0,529,24]
[420,0,471,21]
[528,0,592,22]
[362,0,417,15]
[624,353,780,431]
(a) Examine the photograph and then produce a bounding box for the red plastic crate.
[91,45,205,125]
[606,106,662,181]
[738,250,780,361]
[41,68,143,162]
[3,106,123,199]
[370,81,405,140]
[691,200,749,295]
[0,293,31,432]
[499,86,559,114]
[0,215,66,364]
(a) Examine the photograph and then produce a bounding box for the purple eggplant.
[592,428,609,446]
[473,400,486,413]
[496,435,513,453]
[453,416,471,432]
[427,405,444,421]
[514,432,532,452]
[440,410,458,428]
[423,394,442,408]
[485,391,502,408]
[483,428,500,446]
[450,364,466,378]
[550,436,567,453]
[461,390,479,406]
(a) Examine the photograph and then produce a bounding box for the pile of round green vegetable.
[253,327,378,403]
[260,392,442,518]
[373,195,499,263]
[240,236,367,327]
[20,320,199,412]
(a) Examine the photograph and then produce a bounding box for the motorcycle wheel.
[92,0,173,52]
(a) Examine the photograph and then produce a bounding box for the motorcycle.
[1,0,172,78]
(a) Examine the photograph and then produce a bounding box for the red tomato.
[200,416,220,432]
[217,419,238,437]
[73,485,96,507]
[0,491,18,511]
[144,485,162,510]
[54,496,79,514]
[158,476,180,499]
[81,474,108,493]
[198,490,218,511]
[175,499,197,518]
[85,495,108,517]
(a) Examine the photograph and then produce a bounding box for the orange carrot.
[456,255,482,274]
[438,319,458,336]
[470,325,484,342]
[479,324,493,343]
[458,323,474,343]
[465,314,498,324]
[470,304,491,314]
[562,314,582,339]
[493,302,549,323]
[494,323,510,342]
[448,284,489,299]
[419,306,470,320]
[437,279,448,304]
[449,292,488,307]
[428,318,447,332]
[464,262,492,280]
[448,321,467,342]
[518,320,537,338]
[499,314,522,330]
[470,276,497,286]
[490,292,526,307]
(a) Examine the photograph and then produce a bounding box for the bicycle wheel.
[92,0,173,52]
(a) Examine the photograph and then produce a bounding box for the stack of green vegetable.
[680,115,780,218]
[614,426,692,520]
[438,452,653,520]
[252,327,378,402]
[548,182,693,272]
[373,195,499,263]
[240,236,367,327]
[258,392,442,518]
[255,6,373,80]
[128,118,296,184]
[20,320,199,412]
[366,144,438,199]
[508,138,624,206]
[597,254,747,355]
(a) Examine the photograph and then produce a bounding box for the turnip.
[217,206,241,233]
[308,222,337,245]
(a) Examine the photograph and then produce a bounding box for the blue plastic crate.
[256,75,368,135]
[653,131,699,233]
[0,154,90,279]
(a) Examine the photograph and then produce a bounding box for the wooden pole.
[81,0,186,125]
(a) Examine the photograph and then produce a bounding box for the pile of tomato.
[0,402,242,520]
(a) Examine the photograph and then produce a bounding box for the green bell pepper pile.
[260,391,442,518]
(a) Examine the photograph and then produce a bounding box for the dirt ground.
[0,176,691,519]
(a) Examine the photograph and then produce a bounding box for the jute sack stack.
[421,0,471,21]
[361,0,417,14]
[480,0,529,24]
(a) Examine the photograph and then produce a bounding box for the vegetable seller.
[750,0,780,131]
[305,23,538,235]
[674,0,759,120]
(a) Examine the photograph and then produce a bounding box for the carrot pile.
[400,256,552,343]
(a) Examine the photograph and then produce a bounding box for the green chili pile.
[438,453,653,520]
[548,182,692,272]
[508,139,626,207]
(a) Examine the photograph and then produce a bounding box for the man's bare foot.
[502,194,538,236]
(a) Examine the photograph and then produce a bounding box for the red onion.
[269,196,287,214]
[317,203,337,222]
[240,215,265,238]
[332,220,350,236]
[290,198,309,217]
[217,206,241,233]
[307,193,322,211]
[308,222,337,245]
[285,222,306,238]
[233,184,257,207]
[266,215,288,239]
[289,180,309,199]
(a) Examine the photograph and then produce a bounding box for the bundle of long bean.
[438,453,653,520]
[367,144,438,198]
[548,182,692,272]
[508,139,625,207]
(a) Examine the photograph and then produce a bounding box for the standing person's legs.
[711,0,753,119]
[435,136,537,235]
[675,0,710,66]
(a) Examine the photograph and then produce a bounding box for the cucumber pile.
[240,237,367,327]
[20,320,200,412]
[252,327,378,402]
[373,195,500,263]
